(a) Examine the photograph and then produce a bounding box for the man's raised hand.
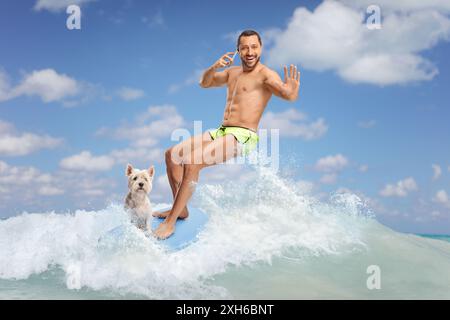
[283,64,301,100]
[213,52,236,69]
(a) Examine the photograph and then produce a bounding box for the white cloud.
[110,147,163,166]
[314,154,349,173]
[0,119,63,156]
[141,9,165,28]
[38,186,64,196]
[265,1,450,85]
[432,164,442,180]
[259,108,328,140]
[379,177,418,197]
[340,0,450,13]
[60,151,115,172]
[63,105,182,175]
[79,189,105,196]
[34,0,96,12]
[223,27,283,50]
[320,173,337,184]
[168,69,203,93]
[358,164,368,172]
[92,105,183,170]
[0,161,62,199]
[0,68,80,103]
[339,54,438,85]
[0,119,15,134]
[432,190,450,208]
[0,160,120,212]
[96,104,185,147]
[357,120,376,129]
[58,170,116,199]
[117,87,145,101]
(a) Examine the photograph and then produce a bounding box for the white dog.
[124,163,155,231]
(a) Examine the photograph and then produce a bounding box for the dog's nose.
[139,182,144,187]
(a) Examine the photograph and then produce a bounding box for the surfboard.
[99,206,208,251]
[151,206,209,250]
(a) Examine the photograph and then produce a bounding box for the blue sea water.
[0,165,449,299]
[418,234,450,243]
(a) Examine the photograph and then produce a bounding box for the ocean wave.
[0,164,449,299]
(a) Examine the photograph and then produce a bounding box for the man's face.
[238,35,262,69]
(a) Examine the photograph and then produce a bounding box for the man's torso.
[221,64,272,131]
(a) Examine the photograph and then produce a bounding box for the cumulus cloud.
[117,87,145,101]
[34,0,96,12]
[0,68,80,103]
[223,27,283,50]
[319,173,337,184]
[92,104,184,169]
[0,159,118,212]
[0,119,63,156]
[313,154,349,185]
[60,151,115,171]
[314,154,349,173]
[141,9,166,28]
[110,147,163,166]
[340,0,450,13]
[432,164,442,180]
[57,105,181,178]
[58,170,116,199]
[265,0,450,85]
[259,108,328,140]
[38,185,64,196]
[379,177,418,197]
[96,104,185,148]
[358,164,368,172]
[0,161,63,201]
[432,190,450,208]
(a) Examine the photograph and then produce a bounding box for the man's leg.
[153,133,240,239]
[153,131,213,218]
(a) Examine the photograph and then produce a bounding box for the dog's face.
[126,164,155,194]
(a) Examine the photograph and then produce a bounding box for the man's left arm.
[264,65,300,101]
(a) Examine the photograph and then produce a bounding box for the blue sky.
[0,0,449,234]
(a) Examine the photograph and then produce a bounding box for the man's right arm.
[199,51,235,88]
[199,67,229,88]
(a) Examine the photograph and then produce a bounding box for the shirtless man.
[152,29,300,239]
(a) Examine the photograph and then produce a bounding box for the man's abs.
[222,102,264,131]
[222,71,272,130]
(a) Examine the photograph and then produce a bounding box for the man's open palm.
[284,64,300,93]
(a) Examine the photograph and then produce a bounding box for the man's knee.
[165,146,183,166]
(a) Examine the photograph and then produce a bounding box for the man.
[153,30,300,239]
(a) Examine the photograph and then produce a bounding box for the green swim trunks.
[209,125,259,156]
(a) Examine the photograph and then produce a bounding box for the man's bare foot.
[152,207,189,219]
[153,221,175,240]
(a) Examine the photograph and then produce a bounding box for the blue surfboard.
[100,206,208,251]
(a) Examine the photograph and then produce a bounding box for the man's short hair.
[237,30,262,51]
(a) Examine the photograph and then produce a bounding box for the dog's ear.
[126,163,134,176]
[148,165,155,178]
